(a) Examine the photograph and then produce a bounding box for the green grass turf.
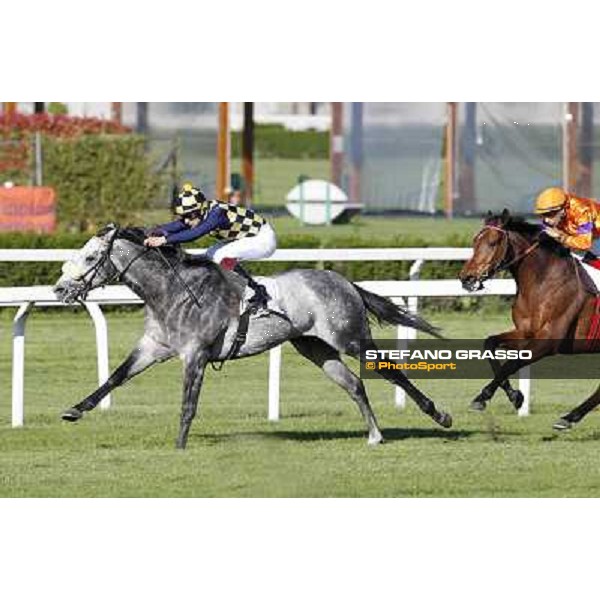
[231,157,331,207]
[1,308,599,497]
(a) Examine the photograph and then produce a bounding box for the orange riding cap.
[559,195,600,251]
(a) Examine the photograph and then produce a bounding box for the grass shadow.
[229,427,477,444]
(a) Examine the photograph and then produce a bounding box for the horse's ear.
[97,223,119,237]
[501,209,510,224]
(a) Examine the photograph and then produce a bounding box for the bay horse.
[53,225,452,449]
[459,209,600,431]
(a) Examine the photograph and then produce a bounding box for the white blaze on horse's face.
[54,236,110,303]
[62,237,106,280]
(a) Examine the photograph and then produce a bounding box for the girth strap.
[211,309,252,371]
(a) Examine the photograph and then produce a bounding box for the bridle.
[73,227,212,312]
[474,224,540,281]
[72,227,152,300]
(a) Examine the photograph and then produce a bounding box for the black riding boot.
[234,264,270,313]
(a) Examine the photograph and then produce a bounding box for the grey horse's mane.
[110,226,220,271]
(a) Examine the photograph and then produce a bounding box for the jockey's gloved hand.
[542,225,562,240]
[146,227,165,237]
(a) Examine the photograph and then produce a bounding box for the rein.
[150,248,250,371]
[480,225,540,278]
[77,229,152,299]
[75,228,251,370]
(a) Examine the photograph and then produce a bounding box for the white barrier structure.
[0,248,530,427]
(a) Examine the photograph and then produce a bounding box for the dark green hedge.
[231,124,328,159]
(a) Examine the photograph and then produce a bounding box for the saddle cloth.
[240,276,285,315]
[575,256,600,292]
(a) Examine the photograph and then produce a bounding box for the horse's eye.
[85,256,95,264]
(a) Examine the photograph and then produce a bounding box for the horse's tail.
[353,284,443,339]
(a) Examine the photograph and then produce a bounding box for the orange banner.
[0,187,57,233]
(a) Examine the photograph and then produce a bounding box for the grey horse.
[53,225,452,449]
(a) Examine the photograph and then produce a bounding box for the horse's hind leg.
[554,384,600,432]
[343,339,451,430]
[62,335,174,422]
[290,337,384,445]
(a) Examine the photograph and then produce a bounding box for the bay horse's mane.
[485,213,571,259]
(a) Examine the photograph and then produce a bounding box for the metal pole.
[330,102,344,187]
[349,103,363,203]
[325,182,332,226]
[34,132,42,186]
[111,102,122,124]
[459,102,476,212]
[567,102,579,192]
[216,102,230,200]
[3,102,17,116]
[580,103,594,197]
[242,102,254,206]
[445,102,457,219]
[563,102,571,190]
[136,102,149,134]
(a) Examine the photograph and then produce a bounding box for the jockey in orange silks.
[535,187,600,269]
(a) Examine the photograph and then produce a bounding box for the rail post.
[268,345,282,421]
[84,302,111,410]
[12,302,32,427]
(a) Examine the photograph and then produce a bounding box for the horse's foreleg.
[472,338,554,412]
[554,384,600,431]
[176,352,209,450]
[62,336,174,422]
[475,332,526,411]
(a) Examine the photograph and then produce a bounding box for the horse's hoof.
[508,390,524,410]
[61,408,83,422]
[437,412,453,429]
[553,418,572,432]
[470,399,487,412]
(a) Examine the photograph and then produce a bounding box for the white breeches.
[205,223,277,263]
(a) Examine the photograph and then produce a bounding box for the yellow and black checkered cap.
[173,183,208,216]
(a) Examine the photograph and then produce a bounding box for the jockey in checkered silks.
[144,183,276,312]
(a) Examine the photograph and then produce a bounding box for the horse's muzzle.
[460,275,485,292]
[53,281,84,304]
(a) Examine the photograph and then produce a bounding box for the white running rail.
[0,248,529,427]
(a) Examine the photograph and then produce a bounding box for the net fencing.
[456,102,563,215]
[122,102,218,205]
[339,102,600,216]
[341,102,447,213]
